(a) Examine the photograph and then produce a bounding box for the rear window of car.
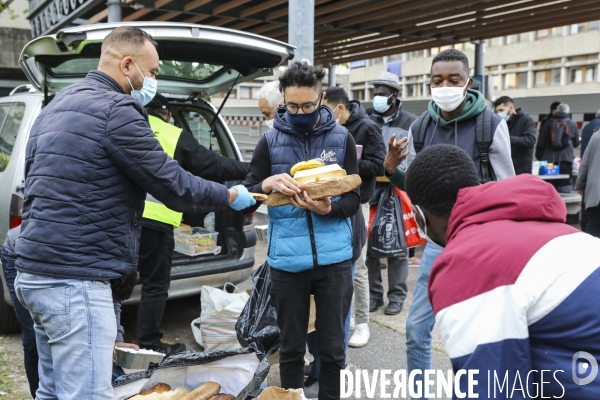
[49,58,223,82]
[0,102,26,172]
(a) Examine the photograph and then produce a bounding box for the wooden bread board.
[264,174,362,207]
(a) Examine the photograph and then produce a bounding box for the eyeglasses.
[414,204,427,236]
[284,92,322,114]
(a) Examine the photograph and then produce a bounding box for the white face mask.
[332,104,341,124]
[264,119,274,129]
[431,80,469,112]
[415,204,445,250]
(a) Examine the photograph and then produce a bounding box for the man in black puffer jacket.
[494,96,536,175]
[323,86,385,347]
[14,26,254,400]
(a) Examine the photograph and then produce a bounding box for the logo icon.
[572,351,598,385]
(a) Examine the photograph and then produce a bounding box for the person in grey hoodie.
[576,129,600,238]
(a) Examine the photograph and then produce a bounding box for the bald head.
[98,26,159,95]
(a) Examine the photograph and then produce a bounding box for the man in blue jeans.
[382,48,514,398]
[14,26,254,400]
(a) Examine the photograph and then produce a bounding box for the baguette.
[250,193,269,202]
[177,382,221,400]
[207,395,235,400]
[265,174,362,207]
[139,383,171,396]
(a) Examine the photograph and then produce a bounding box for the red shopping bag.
[368,188,427,249]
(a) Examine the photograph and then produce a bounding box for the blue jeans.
[307,263,355,379]
[15,272,116,400]
[405,243,443,399]
[1,251,39,399]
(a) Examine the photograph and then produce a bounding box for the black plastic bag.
[235,262,280,358]
[367,186,407,258]
[112,347,268,400]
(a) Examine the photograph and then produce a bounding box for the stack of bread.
[251,159,361,207]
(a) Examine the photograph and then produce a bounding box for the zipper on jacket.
[303,136,318,268]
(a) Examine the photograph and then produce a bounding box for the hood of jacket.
[273,105,337,137]
[552,111,570,120]
[345,100,369,126]
[446,174,567,244]
[428,89,487,126]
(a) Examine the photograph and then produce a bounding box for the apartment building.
[348,20,600,126]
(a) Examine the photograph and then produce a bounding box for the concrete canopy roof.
[44,0,600,65]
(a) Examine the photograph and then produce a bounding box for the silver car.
[0,22,294,333]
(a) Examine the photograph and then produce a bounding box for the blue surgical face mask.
[498,111,510,121]
[126,60,157,106]
[373,93,393,113]
[415,204,445,250]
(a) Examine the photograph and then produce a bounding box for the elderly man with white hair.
[257,80,284,128]
[536,102,580,193]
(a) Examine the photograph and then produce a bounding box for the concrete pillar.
[527,61,534,89]
[107,0,122,23]
[289,0,314,65]
[560,57,568,86]
[364,82,370,101]
[474,41,485,77]
[328,66,336,87]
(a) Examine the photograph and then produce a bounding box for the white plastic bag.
[192,283,249,352]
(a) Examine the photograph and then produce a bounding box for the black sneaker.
[303,377,319,399]
[152,342,186,357]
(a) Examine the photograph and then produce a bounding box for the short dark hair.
[550,101,561,111]
[494,96,513,108]
[405,144,479,218]
[324,86,350,108]
[146,93,170,118]
[279,61,326,93]
[101,26,157,56]
[431,49,469,73]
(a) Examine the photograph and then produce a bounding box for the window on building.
[551,68,561,85]
[518,72,528,89]
[406,84,414,97]
[485,65,499,72]
[252,88,260,100]
[536,29,549,39]
[570,24,585,35]
[570,66,596,83]
[389,54,400,61]
[535,71,547,86]
[588,21,600,31]
[551,27,564,37]
[506,34,518,44]
[352,89,365,101]
[240,86,250,99]
[493,75,501,91]
[489,37,501,47]
[519,32,532,43]
[504,72,526,90]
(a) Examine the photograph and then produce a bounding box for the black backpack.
[411,107,496,183]
[549,120,570,150]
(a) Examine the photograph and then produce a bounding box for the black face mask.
[287,107,321,133]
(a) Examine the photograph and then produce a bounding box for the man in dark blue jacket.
[13,26,254,400]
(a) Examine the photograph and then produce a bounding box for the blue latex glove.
[229,184,256,211]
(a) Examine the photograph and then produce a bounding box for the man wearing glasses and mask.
[242,61,360,400]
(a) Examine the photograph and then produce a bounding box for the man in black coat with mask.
[494,96,536,175]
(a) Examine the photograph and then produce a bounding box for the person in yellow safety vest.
[136,94,249,356]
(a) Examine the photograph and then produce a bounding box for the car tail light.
[243,213,254,226]
[10,216,22,228]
